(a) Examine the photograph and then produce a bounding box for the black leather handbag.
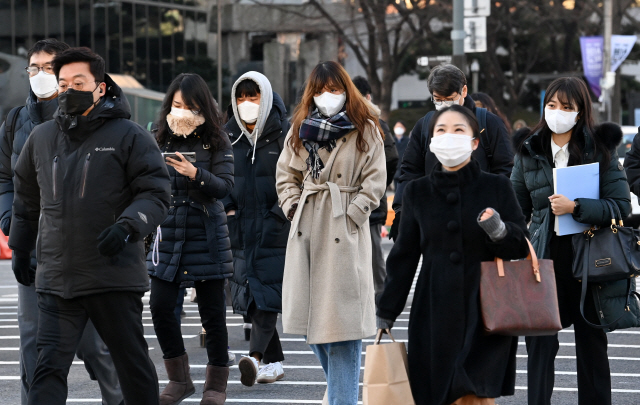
[572,199,640,282]
[571,199,640,329]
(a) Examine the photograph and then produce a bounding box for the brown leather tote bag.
[480,239,562,336]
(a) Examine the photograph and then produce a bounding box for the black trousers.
[29,291,158,405]
[149,277,228,366]
[248,302,284,364]
[526,235,611,405]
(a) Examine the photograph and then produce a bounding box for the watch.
[573,199,580,215]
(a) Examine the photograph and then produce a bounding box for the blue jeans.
[309,339,362,405]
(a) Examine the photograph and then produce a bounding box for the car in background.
[619,126,640,228]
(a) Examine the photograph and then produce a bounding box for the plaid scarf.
[299,108,355,178]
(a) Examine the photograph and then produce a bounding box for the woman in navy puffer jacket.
[146,73,234,405]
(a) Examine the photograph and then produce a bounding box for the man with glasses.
[0,39,124,405]
[8,47,170,405]
[389,63,514,240]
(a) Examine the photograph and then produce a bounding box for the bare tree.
[299,0,449,120]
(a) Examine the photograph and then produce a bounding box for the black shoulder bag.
[571,199,640,329]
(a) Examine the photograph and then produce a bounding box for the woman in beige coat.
[276,61,386,405]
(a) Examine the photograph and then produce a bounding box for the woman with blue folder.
[510,77,631,405]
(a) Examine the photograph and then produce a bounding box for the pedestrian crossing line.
[0,376,18,380]
[142,323,243,327]
[517,342,640,349]
[278,338,410,343]
[0,306,17,309]
[516,354,640,361]
[514,386,640,393]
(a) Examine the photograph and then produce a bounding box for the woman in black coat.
[146,73,234,405]
[510,77,630,405]
[377,105,530,405]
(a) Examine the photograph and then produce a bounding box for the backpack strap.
[146,121,158,133]
[475,107,492,161]
[421,111,436,155]
[4,106,24,153]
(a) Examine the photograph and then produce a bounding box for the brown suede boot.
[160,352,195,405]
[200,365,229,405]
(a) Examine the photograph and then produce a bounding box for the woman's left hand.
[549,194,575,216]
[165,151,198,180]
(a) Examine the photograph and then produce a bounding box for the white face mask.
[237,101,260,124]
[544,108,579,134]
[394,127,405,137]
[169,106,199,118]
[430,133,475,168]
[314,92,346,117]
[29,71,58,99]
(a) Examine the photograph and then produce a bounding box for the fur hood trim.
[518,122,623,156]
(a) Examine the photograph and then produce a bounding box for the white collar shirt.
[552,138,570,234]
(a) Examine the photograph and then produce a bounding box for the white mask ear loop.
[152,226,162,266]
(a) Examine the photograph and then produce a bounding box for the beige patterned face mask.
[166,109,206,137]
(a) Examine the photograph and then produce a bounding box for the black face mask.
[58,85,100,116]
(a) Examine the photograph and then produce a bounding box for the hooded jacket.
[0,91,60,276]
[9,74,171,299]
[511,123,630,259]
[223,73,290,314]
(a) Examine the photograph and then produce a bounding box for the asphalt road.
[0,240,638,404]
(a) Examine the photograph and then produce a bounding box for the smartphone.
[162,152,196,163]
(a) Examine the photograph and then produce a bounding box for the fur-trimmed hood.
[517,122,623,157]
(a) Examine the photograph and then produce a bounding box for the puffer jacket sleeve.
[510,155,533,223]
[117,128,171,242]
[0,120,14,235]
[8,135,39,253]
[276,128,304,217]
[573,153,631,226]
[346,124,387,227]
[194,135,234,199]
[624,130,640,196]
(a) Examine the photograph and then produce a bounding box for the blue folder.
[553,163,599,236]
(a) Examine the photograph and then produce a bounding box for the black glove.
[97,224,129,257]
[389,210,401,241]
[12,250,31,287]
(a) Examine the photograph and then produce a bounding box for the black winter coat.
[147,127,234,283]
[393,96,514,210]
[222,93,289,314]
[369,119,398,226]
[393,135,410,183]
[9,75,171,299]
[0,91,59,277]
[377,160,530,405]
[511,123,630,260]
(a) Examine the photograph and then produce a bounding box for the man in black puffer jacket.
[9,47,169,405]
[0,39,123,405]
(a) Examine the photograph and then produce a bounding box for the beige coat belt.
[289,181,359,239]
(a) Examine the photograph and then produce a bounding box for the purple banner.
[580,36,603,98]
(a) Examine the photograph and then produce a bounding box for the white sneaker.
[256,361,285,384]
[238,356,259,387]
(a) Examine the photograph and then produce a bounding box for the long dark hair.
[156,73,226,149]
[470,92,512,133]
[525,77,609,169]
[290,61,383,155]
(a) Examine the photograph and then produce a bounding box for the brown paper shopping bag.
[363,329,415,405]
